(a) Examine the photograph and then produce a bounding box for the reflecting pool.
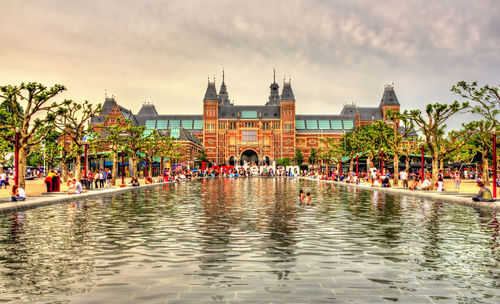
[0,178,500,303]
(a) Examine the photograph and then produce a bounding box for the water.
[0,178,499,303]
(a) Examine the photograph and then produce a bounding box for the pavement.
[301,177,500,211]
[0,179,178,213]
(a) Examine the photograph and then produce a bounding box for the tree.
[452,81,499,184]
[123,121,147,179]
[53,100,102,180]
[409,101,470,187]
[319,137,343,173]
[276,157,291,167]
[309,147,318,168]
[376,110,415,186]
[197,149,210,163]
[104,122,127,185]
[355,124,388,169]
[0,83,66,188]
[293,148,304,166]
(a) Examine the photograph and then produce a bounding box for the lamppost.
[493,133,497,199]
[421,145,424,182]
[14,127,20,186]
[121,150,125,185]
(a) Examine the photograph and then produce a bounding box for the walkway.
[301,177,500,211]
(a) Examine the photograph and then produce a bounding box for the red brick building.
[95,72,406,167]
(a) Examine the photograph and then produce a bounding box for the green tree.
[376,110,415,186]
[319,137,343,173]
[197,148,210,163]
[104,122,127,185]
[276,157,291,167]
[452,81,499,184]
[53,99,102,179]
[123,121,147,179]
[0,83,66,189]
[409,101,470,187]
[309,147,318,168]
[293,148,304,165]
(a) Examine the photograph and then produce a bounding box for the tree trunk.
[405,156,410,173]
[61,160,68,183]
[482,150,490,185]
[111,152,118,186]
[349,158,354,172]
[439,159,444,172]
[366,156,371,171]
[393,153,400,186]
[18,144,28,189]
[75,153,82,180]
[431,155,439,189]
[131,154,137,179]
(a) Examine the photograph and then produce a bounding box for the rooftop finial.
[222,68,225,84]
[273,68,276,84]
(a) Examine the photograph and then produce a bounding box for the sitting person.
[11,185,26,202]
[473,181,495,202]
[128,177,140,186]
[67,179,83,194]
[381,175,391,187]
[420,178,432,190]
[409,178,419,190]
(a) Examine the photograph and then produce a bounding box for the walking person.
[454,170,461,190]
[0,170,7,189]
[94,170,100,189]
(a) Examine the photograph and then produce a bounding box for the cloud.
[0,0,498,129]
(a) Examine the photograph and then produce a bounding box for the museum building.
[91,71,402,166]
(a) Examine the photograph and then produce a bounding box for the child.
[305,193,311,204]
[299,190,305,203]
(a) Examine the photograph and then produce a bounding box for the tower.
[280,79,296,158]
[203,79,219,162]
[266,69,280,105]
[379,84,401,125]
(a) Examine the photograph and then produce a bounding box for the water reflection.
[0,178,499,303]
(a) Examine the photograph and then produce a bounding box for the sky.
[1,0,499,128]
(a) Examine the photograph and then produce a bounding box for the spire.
[379,84,400,107]
[281,80,295,102]
[218,69,232,105]
[266,69,280,105]
[204,79,218,101]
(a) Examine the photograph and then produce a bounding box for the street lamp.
[14,127,20,186]
[493,133,497,199]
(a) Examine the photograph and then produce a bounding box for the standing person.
[437,169,444,191]
[11,185,26,202]
[399,169,408,188]
[370,165,378,186]
[0,170,7,189]
[94,170,100,189]
[299,190,305,203]
[105,169,112,188]
[305,192,311,204]
[98,169,105,188]
[454,170,461,190]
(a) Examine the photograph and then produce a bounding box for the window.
[284,123,293,132]
[181,120,193,129]
[219,122,226,129]
[193,120,204,129]
[229,122,237,129]
[262,122,270,130]
[242,130,257,142]
[241,111,258,118]
[297,138,306,147]
[273,122,280,129]
[145,120,156,129]
[157,120,168,130]
[264,137,270,145]
[205,123,215,133]
[296,120,305,129]
[229,136,235,145]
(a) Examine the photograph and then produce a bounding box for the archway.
[263,156,270,166]
[229,156,236,166]
[240,149,259,166]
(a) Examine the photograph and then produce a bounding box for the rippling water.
[0,178,499,303]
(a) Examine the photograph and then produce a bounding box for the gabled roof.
[379,85,400,106]
[137,103,158,115]
[280,81,295,101]
[358,107,383,121]
[204,81,218,101]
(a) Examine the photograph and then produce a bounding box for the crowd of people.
[301,165,496,203]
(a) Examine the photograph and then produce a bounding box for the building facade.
[92,72,404,167]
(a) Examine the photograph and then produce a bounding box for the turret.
[379,84,401,123]
[266,69,280,105]
[218,69,232,105]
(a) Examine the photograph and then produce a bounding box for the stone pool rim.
[301,176,500,211]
